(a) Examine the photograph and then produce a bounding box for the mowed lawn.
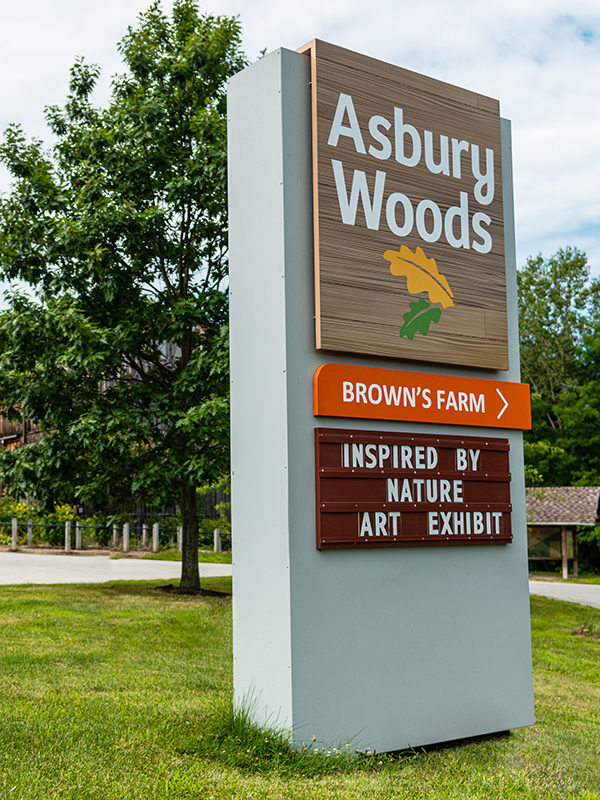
[0,580,598,800]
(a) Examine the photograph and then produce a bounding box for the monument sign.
[229,40,534,754]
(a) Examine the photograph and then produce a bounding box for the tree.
[518,247,600,485]
[0,1,246,591]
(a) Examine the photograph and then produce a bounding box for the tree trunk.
[180,480,201,591]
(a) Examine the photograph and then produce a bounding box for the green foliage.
[0,2,247,588]
[578,524,600,548]
[519,248,600,404]
[522,441,568,487]
[0,495,106,545]
[198,472,230,537]
[43,502,78,523]
[518,248,600,486]
[0,496,37,521]
[0,497,33,544]
[576,524,600,572]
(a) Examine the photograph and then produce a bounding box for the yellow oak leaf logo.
[383,245,454,308]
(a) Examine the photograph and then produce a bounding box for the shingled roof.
[526,486,600,526]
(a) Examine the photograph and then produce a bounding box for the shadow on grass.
[39,577,233,601]
[156,583,230,598]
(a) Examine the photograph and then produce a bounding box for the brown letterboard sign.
[299,40,508,370]
[315,427,512,549]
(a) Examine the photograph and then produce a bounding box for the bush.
[0,491,232,551]
[0,497,108,547]
[198,474,231,551]
[577,524,600,572]
[0,496,38,523]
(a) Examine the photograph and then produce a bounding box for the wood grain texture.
[301,40,509,370]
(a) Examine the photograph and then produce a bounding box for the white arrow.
[496,388,509,419]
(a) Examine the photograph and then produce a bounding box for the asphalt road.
[529,579,600,610]
[0,551,231,585]
[0,553,598,610]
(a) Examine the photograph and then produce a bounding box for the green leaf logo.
[399,298,442,340]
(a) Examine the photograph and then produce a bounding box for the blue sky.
[0,0,598,275]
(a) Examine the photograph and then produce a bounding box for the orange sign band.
[314,363,531,430]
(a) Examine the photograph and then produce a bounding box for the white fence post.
[112,524,118,549]
[75,520,82,550]
[122,522,130,553]
[177,526,182,552]
[10,518,18,551]
[152,522,159,553]
[213,528,222,553]
[65,520,71,553]
[142,523,148,548]
[27,518,33,547]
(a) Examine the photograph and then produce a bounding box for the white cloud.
[0,0,598,273]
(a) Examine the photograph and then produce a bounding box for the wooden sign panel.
[315,427,512,549]
[300,40,508,370]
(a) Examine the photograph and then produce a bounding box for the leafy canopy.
[518,247,600,486]
[0,1,247,587]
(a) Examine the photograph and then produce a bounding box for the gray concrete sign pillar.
[228,47,534,752]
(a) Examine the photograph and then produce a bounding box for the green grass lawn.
[110,551,232,564]
[141,550,232,564]
[530,572,600,585]
[0,581,598,799]
[567,575,600,585]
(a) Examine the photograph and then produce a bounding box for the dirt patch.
[572,624,600,640]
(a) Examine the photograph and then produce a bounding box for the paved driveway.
[0,554,597,608]
[0,551,231,585]
[529,580,600,610]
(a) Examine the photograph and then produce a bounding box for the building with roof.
[526,486,600,578]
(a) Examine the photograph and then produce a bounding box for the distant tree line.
[518,246,600,487]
